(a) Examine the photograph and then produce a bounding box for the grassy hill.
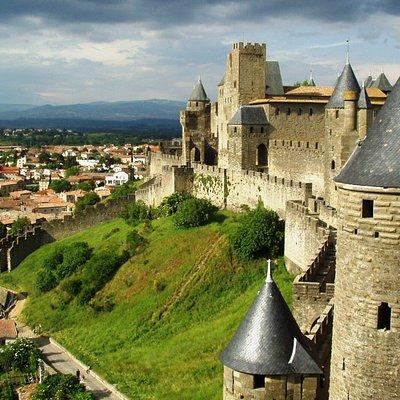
[0,213,293,399]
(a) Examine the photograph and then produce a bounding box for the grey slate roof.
[266,61,284,96]
[228,105,268,126]
[326,63,360,109]
[364,75,373,88]
[220,266,322,376]
[189,79,209,102]
[358,85,372,109]
[371,72,393,93]
[335,77,400,188]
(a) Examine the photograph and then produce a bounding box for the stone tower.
[220,261,322,400]
[226,105,269,171]
[180,79,217,165]
[324,59,360,209]
[330,78,400,399]
[217,42,267,168]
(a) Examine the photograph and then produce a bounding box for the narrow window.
[234,80,237,88]
[250,126,254,133]
[342,358,346,371]
[329,129,332,135]
[354,228,358,235]
[306,142,309,148]
[309,108,313,116]
[234,127,237,133]
[287,108,291,116]
[331,160,335,170]
[335,110,339,119]
[362,199,374,218]
[275,107,280,116]
[377,302,391,330]
[290,140,293,146]
[375,231,379,238]
[196,101,198,106]
[253,375,265,389]
[298,108,302,116]
[261,127,264,133]
[315,142,319,149]
[298,141,301,147]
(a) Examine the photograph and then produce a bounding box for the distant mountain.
[0,99,185,121]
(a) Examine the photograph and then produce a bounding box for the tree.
[173,198,217,228]
[64,156,78,169]
[49,179,71,193]
[65,166,80,178]
[73,182,94,192]
[10,217,30,235]
[120,201,152,226]
[0,339,42,374]
[38,152,51,164]
[157,192,193,216]
[75,192,100,213]
[230,204,284,261]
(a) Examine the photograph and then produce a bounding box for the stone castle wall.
[284,201,330,273]
[149,152,183,177]
[268,139,325,197]
[330,186,400,400]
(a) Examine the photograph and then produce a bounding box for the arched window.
[377,302,391,330]
[331,160,335,170]
[191,147,200,162]
[335,110,339,119]
[257,143,268,166]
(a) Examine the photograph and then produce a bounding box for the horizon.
[0,1,399,105]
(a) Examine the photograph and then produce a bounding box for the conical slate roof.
[220,263,322,376]
[371,72,393,93]
[335,77,400,187]
[326,63,360,109]
[189,79,209,102]
[228,105,268,126]
[364,75,373,88]
[358,85,372,109]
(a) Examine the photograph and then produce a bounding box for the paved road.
[35,337,120,400]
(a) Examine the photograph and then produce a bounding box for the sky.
[0,0,399,105]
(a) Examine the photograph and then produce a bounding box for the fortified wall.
[0,195,135,272]
[149,152,183,177]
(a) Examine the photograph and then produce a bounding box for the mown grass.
[0,213,294,400]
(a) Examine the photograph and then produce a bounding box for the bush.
[35,269,58,293]
[49,179,71,193]
[61,277,83,296]
[230,204,284,261]
[75,192,100,214]
[126,230,147,255]
[10,217,30,235]
[157,192,193,216]
[173,198,217,228]
[120,201,153,226]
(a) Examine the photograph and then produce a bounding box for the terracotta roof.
[285,86,334,97]
[366,87,387,99]
[0,319,17,339]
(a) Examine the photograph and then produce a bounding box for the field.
[0,213,293,399]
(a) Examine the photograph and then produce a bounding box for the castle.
[135,42,399,399]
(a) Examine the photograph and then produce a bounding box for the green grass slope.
[0,214,294,400]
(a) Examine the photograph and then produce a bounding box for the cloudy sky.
[0,0,399,105]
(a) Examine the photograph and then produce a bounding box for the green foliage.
[230,205,284,261]
[38,152,51,164]
[31,374,94,400]
[157,192,193,217]
[110,180,142,199]
[173,198,217,228]
[126,230,147,255]
[65,166,80,178]
[75,193,100,214]
[49,179,71,193]
[72,182,94,192]
[35,242,92,293]
[10,217,30,235]
[61,277,83,297]
[64,156,78,169]
[120,201,153,226]
[0,339,42,374]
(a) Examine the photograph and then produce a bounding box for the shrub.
[120,201,153,226]
[75,192,100,214]
[49,179,71,193]
[157,192,193,216]
[10,217,30,235]
[230,204,284,261]
[173,198,217,228]
[35,269,58,293]
[126,230,147,255]
[61,277,83,297]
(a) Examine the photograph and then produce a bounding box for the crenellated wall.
[268,139,325,198]
[149,152,183,177]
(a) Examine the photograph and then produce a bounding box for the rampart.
[307,196,338,228]
[268,139,325,198]
[284,200,330,273]
[149,152,183,177]
[0,195,135,272]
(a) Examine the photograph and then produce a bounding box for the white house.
[105,171,129,186]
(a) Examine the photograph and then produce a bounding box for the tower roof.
[188,79,209,102]
[228,105,268,126]
[371,72,393,93]
[266,61,284,96]
[326,63,360,109]
[220,261,322,376]
[364,74,373,88]
[358,85,372,109]
[335,77,400,188]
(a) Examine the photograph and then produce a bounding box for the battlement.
[193,163,225,175]
[308,196,338,228]
[286,200,329,234]
[270,139,323,152]
[232,42,266,54]
[306,299,334,349]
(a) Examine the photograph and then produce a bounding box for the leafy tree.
[75,192,100,214]
[120,201,153,226]
[65,166,80,178]
[0,339,42,374]
[73,182,94,192]
[10,217,30,235]
[38,152,51,164]
[230,204,284,261]
[49,179,71,193]
[64,156,78,169]
[157,192,193,216]
[110,180,142,199]
[173,198,217,228]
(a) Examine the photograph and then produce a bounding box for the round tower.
[220,261,322,400]
[330,78,400,399]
